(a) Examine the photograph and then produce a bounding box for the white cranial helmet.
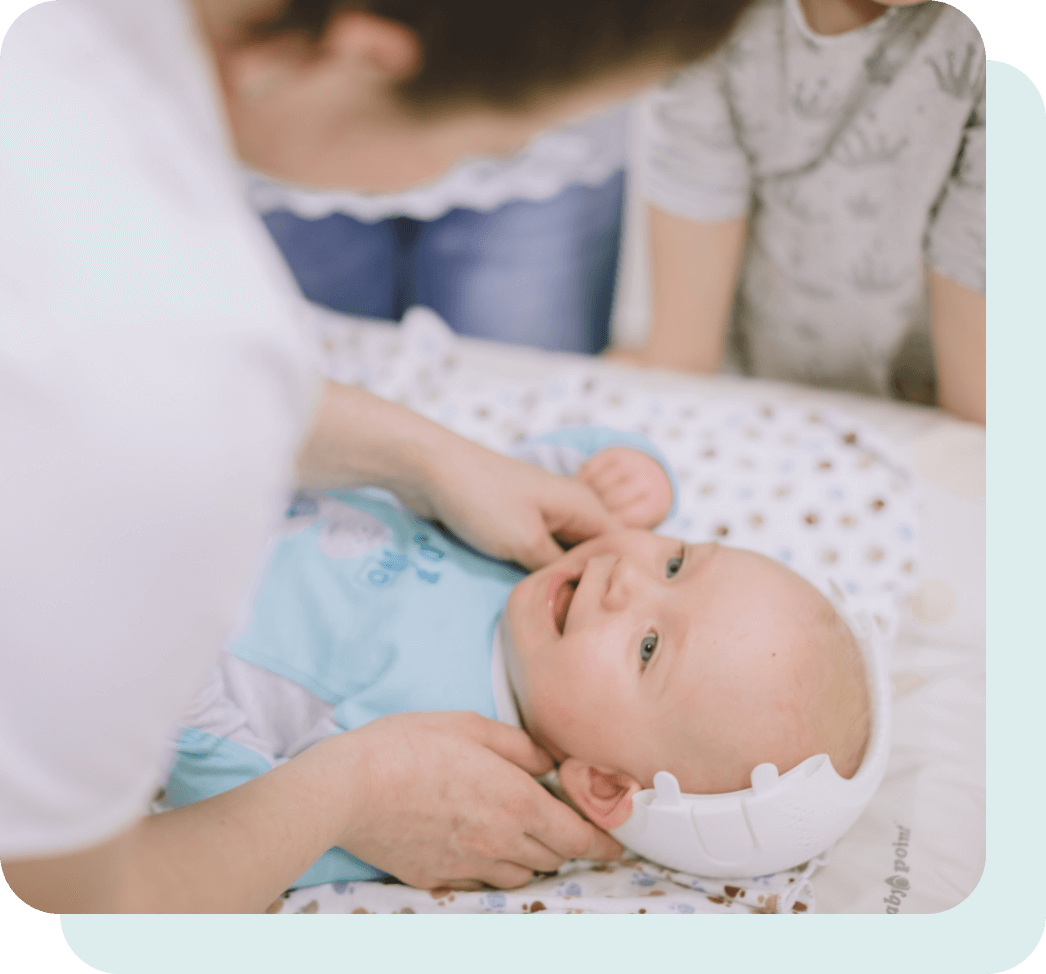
[609,585,890,878]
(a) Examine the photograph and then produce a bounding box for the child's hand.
[575,447,673,530]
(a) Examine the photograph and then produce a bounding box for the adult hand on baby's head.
[575,448,673,530]
[325,711,622,891]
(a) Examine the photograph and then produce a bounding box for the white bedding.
[279,305,985,916]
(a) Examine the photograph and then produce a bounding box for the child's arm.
[640,206,747,373]
[619,53,750,373]
[929,270,985,424]
[925,76,984,425]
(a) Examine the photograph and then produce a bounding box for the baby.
[165,428,870,887]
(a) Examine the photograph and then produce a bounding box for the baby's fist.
[575,448,673,530]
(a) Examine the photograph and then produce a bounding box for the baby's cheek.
[547,680,623,759]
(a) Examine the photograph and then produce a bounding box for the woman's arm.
[4,712,621,913]
[929,270,986,425]
[639,206,747,372]
[296,381,618,569]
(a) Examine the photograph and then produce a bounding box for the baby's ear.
[558,758,642,831]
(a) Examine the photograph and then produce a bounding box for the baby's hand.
[575,448,673,530]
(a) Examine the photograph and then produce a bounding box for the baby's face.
[503,531,840,811]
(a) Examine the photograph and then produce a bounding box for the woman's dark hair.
[257,1,751,110]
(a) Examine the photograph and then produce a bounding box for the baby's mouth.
[551,577,579,635]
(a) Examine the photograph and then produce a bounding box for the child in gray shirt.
[632,0,984,421]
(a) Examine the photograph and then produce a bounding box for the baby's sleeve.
[639,53,752,223]
[925,81,986,293]
[163,665,280,810]
[512,427,678,519]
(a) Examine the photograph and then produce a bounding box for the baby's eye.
[640,633,658,666]
[666,555,683,578]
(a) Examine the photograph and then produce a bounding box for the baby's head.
[503,530,870,831]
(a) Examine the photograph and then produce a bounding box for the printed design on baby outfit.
[282,491,451,585]
[283,493,393,561]
[411,532,445,584]
[316,502,392,560]
[353,532,445,587]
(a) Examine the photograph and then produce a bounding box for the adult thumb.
[478,718,556,778]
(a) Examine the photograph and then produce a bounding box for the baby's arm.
[574,446,673,530]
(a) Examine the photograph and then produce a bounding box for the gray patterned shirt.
[641,0,985,396]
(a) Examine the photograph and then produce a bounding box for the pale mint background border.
[61,61,1044,974]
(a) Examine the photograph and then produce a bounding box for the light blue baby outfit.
[164,428,672,888]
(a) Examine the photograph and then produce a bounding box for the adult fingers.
[509,516,566,572]
[512,835,567,875]
[476,861,537,890]
[541,480,617,551]
[574,827,625,863]
[438,878,485,892]
[525,785,623,863]
[462,735,612,865]
[472,714,556,778]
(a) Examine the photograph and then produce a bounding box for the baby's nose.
[601,558,651,612]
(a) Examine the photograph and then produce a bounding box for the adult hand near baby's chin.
[324,711,623,890]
